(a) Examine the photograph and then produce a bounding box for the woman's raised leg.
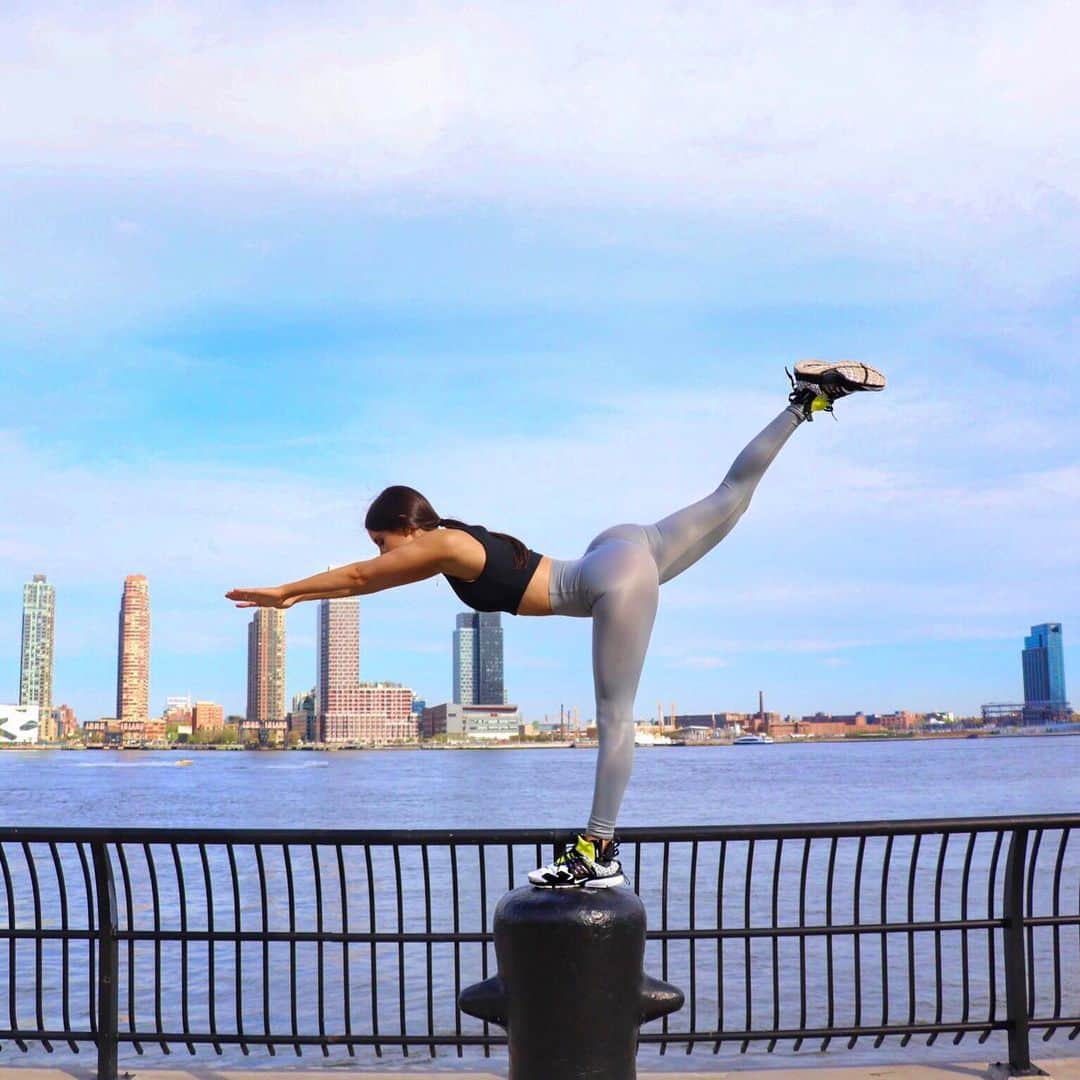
[647,404,804,584]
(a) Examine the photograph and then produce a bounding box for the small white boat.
[733,733,774,745]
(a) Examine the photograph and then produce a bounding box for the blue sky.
[1,2,1077,724]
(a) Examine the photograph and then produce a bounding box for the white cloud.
[0,2,1077,281]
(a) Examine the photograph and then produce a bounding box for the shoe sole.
[527,873,627,889]
[794,361,886,392]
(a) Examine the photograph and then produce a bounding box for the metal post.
[91,841,119,1080]
[1001,828,1041,1076]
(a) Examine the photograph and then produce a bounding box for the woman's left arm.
[226,532,450,609]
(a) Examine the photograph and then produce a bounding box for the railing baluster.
[660,838,670,1054]
[142,843,166,1054]
[769,838,782,1053]
[76,842,96,1051]
[198,843,219,1056]
[47,842,78,1053]
[310,844,326,1056]
[795,837,810,1052]
[333,845,354,1056]
[742,837,754,1053]
[363,843,381,1056]
[713,838,727,1055]
[90,841,118,1080]
[0,842,26,1051]
[928,832,949,1045]
[876,829,894,1049]
[850,835,865,1049]
[113,843,140,1054]
[422,844,435,1057]
[1025,829,1043,1026]
[686,839,698,1054]
[450,843,462,1056]
[253,843,273,1056]
[478,843,490,1056]
[823,835,837,1051]
[1003,827,1033,1074]
[282,843,300,1056]
[392,844,408,1055]
[1045,827,1070,1041]
[982,831,1004,1044]
[20,842,48,1051]
[956,831,976,1045]
[225,844,247,1056]
[900,833,915,1048]
[171,842,195,1055]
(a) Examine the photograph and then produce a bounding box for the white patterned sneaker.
[527,835,626,889]
[787,361,886,420]
[793,360,887,395]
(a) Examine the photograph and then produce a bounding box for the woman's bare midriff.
[516,556,553,616]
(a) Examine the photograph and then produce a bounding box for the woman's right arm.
[226,530,453,609]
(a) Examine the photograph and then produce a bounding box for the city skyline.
[2,570,1073,728]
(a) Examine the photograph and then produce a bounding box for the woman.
[227,361,886,888]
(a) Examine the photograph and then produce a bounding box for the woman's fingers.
[225,588,274,607]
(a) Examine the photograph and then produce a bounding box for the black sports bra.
[442,523,542,614]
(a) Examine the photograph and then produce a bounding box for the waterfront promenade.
[9,1061,1080,1079]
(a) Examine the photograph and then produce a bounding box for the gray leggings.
[547,404,805,839]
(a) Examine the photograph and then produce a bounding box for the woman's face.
[368,528,414,554]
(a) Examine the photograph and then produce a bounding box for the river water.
[1,736,1077,1073]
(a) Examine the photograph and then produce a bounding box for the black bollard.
[459,884,683,1080]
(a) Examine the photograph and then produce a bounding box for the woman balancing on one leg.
[227,362,886,888]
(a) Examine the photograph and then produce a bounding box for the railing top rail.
[1,812,1077,845]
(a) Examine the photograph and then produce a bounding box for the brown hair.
[364,485,531,570]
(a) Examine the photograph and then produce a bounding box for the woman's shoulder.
[437,524,488,578]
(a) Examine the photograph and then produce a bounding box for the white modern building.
[0,704,41,745]
[421,702,522,741]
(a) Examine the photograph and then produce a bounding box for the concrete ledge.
[3,1061,1078,1080]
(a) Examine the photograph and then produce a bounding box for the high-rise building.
[1022,623,1070,723]
[246,608,286,725]
[316,599,416,743]
[116,575,150,723]
[453,612,505,705]
[19,574,55,729]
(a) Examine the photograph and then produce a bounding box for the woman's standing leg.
[584,541,660,840]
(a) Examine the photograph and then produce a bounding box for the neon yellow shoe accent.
[575,835,598,860]
[553,835,597,864]
[810,394,831,413]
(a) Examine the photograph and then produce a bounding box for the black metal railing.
[0,815,1077,1078]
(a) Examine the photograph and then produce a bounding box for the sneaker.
[787,361,886,420]
[527,835,626,889]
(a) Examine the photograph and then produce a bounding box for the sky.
[1,1,1077,725]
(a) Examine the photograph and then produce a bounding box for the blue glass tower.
[1022,623,1069,722]
[453,612,506,705]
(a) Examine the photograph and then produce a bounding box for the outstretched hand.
[226,587,293,609]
